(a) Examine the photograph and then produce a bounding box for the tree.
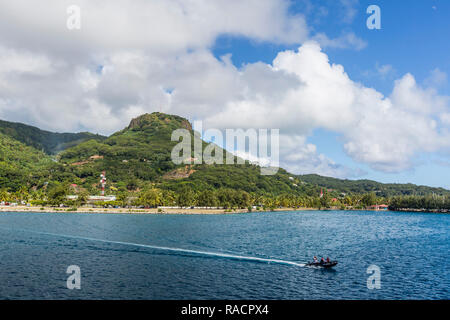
[320,193,330,208]
[116,191,129,207]
[361,192,377,207]
[217,188,238,208]
[15,186,30,203]
[176,187,196,207]
[139,188,162,208]
[343,196,353,206]
[77,189,90,206]
[0,189,9,202]
[47,183,69,206]
[126,178,139,191]
[238,191,252,208]
[161,189,176,206]
[197,190,218,208]
[30,189,45,201]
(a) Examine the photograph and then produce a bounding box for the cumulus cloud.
[0,46,56,75]
[204,42,450,173]
[0,0,308,59]
[0,1,448,178]
[0,0,308,132]
[278,135,365,178]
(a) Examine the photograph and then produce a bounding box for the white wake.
[6,228,306,267]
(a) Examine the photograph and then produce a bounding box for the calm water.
[0,210,448,300]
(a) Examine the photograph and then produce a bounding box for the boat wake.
[3,228,306,267]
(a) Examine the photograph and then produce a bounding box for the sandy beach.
[0,205,311,215]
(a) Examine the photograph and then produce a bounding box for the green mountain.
[298,174,450,197]
[58,113,191,187]
[0,132,53,190]
[0,119,106,154]
[56,112,305,195]
[0,112,448,199]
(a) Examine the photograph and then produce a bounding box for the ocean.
[0,210,448,299]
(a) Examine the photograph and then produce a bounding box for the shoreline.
[0,206,315,215]
[1,206,447,215]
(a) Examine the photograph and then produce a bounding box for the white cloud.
[391,73,449,115]
[205,42,450,173]
[440,113,450,125]
[339,0,359,24]
[0,1,448,178]
[0,0,308,59]
[313,32,367,51]
[278,135,365,178]
[362,63,396,80]
[0,46,56,75]
[376,64,394,77]
[424,68,448,88]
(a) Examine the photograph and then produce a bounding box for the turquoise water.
[0,210,448,299]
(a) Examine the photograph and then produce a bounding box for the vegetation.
[0,133,53,191]
[0,119,105,154]
[389,195,450,211]
[299,174,450,197]
[0,112,448,213]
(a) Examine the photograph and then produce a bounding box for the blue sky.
[211,0,450,188]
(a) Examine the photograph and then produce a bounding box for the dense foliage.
[0,119,105,154]
[0,133,53,191]
[299,174,450,197]
[389,195,450,211]
[0,112,448,212]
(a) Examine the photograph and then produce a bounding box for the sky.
[0,0,449,189]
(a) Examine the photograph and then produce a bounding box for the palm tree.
[0,189,9,202]
[139,188,163,208]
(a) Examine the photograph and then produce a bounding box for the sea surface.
[0,210,448,300]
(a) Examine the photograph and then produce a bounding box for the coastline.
[0,206,315,215]
[2,206,446,215]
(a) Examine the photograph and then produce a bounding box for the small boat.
[306,261,338,268]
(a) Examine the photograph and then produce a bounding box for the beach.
[0,205,311,215]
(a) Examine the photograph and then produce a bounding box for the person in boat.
[313,256,318,263]
[320,257,325,264]
[326,257,330,263]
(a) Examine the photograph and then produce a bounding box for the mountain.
[57,113,191,188]
[0,119,106,154]
[0,112,448,198]
[0,132,53,190]
[56,112,306,195]
[298,174,450,197]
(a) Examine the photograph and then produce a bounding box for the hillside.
[0,112,448,200]
[0,119,106,154]
[55,112,307,195]
[0,132,53,190]
[57,113,192,186]
[298,174,450,197]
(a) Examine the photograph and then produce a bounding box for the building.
[66,195,117,202]
[88,195,116,202]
